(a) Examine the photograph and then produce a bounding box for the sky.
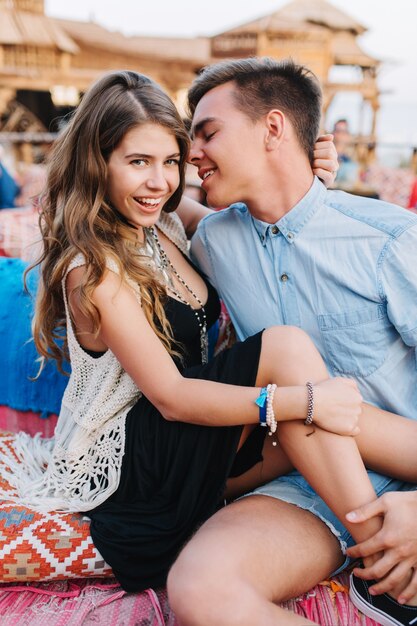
[45,0,417,156]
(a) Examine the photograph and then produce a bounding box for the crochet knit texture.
[0,211,189,512]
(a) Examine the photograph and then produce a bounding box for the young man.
[167,58,417,626]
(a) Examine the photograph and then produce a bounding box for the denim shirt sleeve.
[379,224,417,347]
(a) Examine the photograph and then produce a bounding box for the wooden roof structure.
[0,0,78,89]
[0,0,381,152]
[272,0,367,34]
[0,0,206,141]
[0,7,77,52]
[0,2,203,93]
[211,0,380,137]
[53,20,206,93]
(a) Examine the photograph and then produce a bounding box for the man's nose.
[188,140,203,164]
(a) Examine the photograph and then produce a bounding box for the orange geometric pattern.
[0,433,113,583]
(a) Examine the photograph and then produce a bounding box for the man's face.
[189,82,266,208]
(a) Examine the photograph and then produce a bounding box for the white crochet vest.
[0,211,189,512]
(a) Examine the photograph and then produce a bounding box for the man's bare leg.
[168,496,342,626]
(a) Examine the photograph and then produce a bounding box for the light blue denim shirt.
[191,177,417,419]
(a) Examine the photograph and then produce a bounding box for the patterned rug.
[0,572,381,625]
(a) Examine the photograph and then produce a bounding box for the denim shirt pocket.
[318,304,395,377]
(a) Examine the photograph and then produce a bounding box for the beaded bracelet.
[266,383,278,445]
[255,385,278,441]
[304,381,314,425]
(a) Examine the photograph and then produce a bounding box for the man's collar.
[251,177,327,246]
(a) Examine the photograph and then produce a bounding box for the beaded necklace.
[146,226,208,365]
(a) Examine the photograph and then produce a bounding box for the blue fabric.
[246,471,414,576]
[0,163,20,209]
[191,176,417,420]
[0,257,69,416]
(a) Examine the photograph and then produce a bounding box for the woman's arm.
[176,195,213,238]
[85,269,361,434]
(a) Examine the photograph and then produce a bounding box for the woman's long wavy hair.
[30,70,190,372]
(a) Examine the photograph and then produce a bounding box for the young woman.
[1,71,416,609]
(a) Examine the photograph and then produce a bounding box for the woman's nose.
[147,166,167,189]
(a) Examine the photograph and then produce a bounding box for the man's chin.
[206,190,233,210]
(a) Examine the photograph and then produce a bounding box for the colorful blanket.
[0,573,380,625]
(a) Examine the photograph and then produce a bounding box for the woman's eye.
[205,131,216,141]
[166,159,180,166]
[131,159,146,166]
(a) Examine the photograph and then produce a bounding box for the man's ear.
[264,109,286,151]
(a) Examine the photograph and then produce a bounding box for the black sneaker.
[349,572,417,626]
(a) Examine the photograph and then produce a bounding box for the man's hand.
[313,134,339,187]
[346,491,417,603]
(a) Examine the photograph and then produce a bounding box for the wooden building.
[0,0,203,148]
[0,0,380,161]
[211,0,380,138]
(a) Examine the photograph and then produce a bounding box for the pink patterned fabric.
[0,573,380,625]
[0,407,57,438]
[0,578,168,626]
[364,164,415,207]
[0,207,40,261]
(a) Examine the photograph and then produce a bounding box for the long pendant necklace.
[147,227,209,365]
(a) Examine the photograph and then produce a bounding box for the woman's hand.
[312,377,362,436]
[313,134,339,188]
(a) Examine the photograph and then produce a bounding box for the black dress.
[86,275,264,592]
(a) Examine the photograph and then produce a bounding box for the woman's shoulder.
[66,253,123,278]
[66,252,86,275]
[157,211,188,255]
[65,253,138,302]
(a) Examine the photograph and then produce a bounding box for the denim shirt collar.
[251,176,327,246]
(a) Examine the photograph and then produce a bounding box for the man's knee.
[167,551,246,626]
[167,556,202,625]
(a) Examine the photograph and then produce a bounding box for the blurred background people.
[332,119,360,188]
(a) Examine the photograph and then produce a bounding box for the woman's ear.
[264,109,286,151]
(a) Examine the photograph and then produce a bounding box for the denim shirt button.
[271,225,279,235]
[287,232,294,240]
[280,273,289,282]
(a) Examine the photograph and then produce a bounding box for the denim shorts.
[242,470,416,576]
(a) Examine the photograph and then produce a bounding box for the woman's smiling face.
[106,122,181,232]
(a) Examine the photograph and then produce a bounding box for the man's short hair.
[188,57,322,161]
